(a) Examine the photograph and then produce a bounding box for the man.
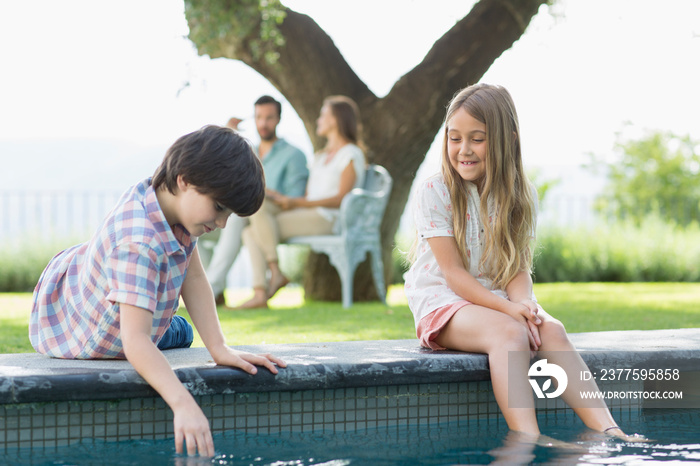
[202,95,308,307]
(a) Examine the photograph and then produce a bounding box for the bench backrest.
[337,164,393,238]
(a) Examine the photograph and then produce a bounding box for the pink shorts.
[416,300,471,350]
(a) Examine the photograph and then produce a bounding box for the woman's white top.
[404,173,536,327]
[306,143,366,228]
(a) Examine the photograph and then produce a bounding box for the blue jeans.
[157,315,194,350]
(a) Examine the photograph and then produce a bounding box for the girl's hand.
[172,396,215,457]
[527,319,541,354]
[506,301,541,352]
[211,346,287,375]
[518,299,541,326]
[506,301,539,325]
[519,300,543,352]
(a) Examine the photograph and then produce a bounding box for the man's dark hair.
[254,95,282,118]
[152,125,265,217]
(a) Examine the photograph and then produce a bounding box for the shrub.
[533,217,700,283]
[278,244,308,284]
[391,234,413,284]
[0,238,77,292]
[6,217,699,293]
[392,217,700,284]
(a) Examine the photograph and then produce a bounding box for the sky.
[1,0,699,195]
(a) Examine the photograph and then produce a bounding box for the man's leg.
[197,229,220,270]
[206,216,248,299]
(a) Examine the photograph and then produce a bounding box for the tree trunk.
[185,0,548,302]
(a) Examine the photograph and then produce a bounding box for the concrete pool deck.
[1,328,699,405]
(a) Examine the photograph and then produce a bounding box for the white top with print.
[404,173,519,327]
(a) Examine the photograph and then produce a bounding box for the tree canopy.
[594,131,700,226]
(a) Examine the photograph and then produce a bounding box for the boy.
[30,125,285,457]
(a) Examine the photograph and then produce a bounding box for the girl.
[405,83,639,440]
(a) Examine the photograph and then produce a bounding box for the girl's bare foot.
[536,434,587,451]
[603,426,650,443]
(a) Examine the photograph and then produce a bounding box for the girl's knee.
[493,320,530,352]
[540,317,570,347]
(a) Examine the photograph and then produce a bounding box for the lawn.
[3,283,699,354]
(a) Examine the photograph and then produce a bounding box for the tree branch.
[186,4,377,149]
[373,0,548,168]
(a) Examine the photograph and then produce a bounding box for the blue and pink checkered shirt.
[30,178,196,359]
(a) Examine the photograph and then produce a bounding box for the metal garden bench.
[285,164,393,308]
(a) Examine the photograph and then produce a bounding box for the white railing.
[0,190,123,243]
[0,190,604,243]
[538,195,600,227]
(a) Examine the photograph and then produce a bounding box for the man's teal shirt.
[261,138,309,197]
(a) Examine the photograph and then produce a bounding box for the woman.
[234,96,367,309]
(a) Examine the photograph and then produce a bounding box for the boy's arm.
[120,303,214,457]
[181,246,286,372]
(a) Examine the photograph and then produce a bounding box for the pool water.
[3,409,699,465]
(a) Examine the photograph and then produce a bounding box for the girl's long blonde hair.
[441,84,537,289]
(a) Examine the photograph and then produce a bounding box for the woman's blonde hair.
[441,83,536,289]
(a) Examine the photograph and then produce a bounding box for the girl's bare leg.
[434,305,540,434]
[535,309,620,433]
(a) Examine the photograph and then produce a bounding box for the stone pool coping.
[1,328,698,405]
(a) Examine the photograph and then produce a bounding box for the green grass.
[202,286,415,347]
[0,294,36,353]
[532,282,700,332]
[3,283,699,354]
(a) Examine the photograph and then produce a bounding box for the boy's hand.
[120,303,218,457]
[172,396,215,457]
[211,346,287,375]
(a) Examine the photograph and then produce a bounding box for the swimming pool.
[2,408,699,465]
[1,330,699,464]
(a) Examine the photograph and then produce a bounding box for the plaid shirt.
[30,178,196,359]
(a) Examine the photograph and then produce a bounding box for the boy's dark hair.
[255,95,282,118]
[152,125,265,217]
